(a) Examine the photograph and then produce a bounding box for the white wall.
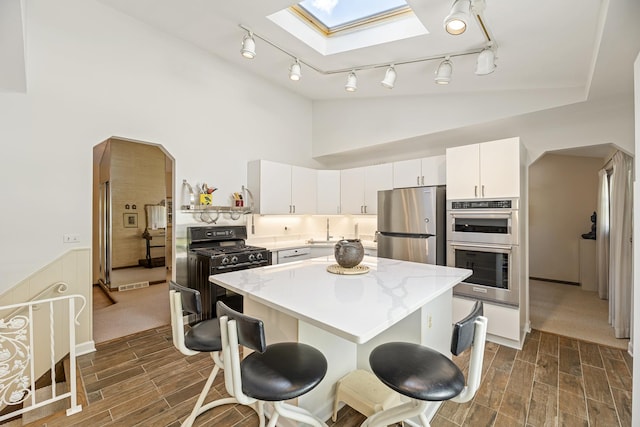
[0,0,314,290]
[312,94,634,168]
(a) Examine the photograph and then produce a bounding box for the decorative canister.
[334,239,365,268]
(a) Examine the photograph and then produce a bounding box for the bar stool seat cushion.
[184,319,222,352]
[369,342,464,402]
[241,342,328,401]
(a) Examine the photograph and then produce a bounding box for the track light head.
[475,47,496,75]
[381,65,397,89]
[345,71,358,92]
[435,58,453,85]
[241,32,256,59]
[289,59,301,81]
[444,0,471,35]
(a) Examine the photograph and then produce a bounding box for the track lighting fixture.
[345,71,358,92]
[434,57,453,84]
[475,46,496,75]
[381,65,397,89]
[240,32,256,59]
[237,7,497,94]
[289,59,301,81]
[444,0,471,35]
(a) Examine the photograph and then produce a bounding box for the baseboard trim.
[76,340,96,356]
[530,277,580,286]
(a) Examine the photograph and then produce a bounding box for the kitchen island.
[210,256,471,424]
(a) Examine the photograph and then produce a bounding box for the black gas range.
[187,225,271,319]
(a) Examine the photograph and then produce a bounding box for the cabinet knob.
[474,185,478,197]
[482,185,485,197]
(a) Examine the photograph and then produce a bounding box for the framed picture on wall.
[124,213,138,228]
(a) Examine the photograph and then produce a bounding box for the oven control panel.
[450,200,511,209]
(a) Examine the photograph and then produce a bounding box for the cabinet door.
[291,166,317,214]
[446,144,480,199]
[364,164,393,215]
[309,246,334,258]
[479,138,520,198]
[258,160,292,214]
[340,167,365,214]
[317,170,341,215]
[393,159,422,188]
[420,155,446,186]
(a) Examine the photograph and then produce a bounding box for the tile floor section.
[37,326,632,426]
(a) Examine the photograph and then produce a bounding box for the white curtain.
[146,205,167,230]
[607,151,633,338]
[596,169,610,299]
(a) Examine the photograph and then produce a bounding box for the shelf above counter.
[180,205,252,223]
[180,205,251,214]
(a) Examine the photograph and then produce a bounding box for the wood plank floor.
[33,326,632,426]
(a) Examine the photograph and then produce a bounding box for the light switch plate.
[63,234,80,243]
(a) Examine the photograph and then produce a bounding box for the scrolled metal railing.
[0,292,86,422]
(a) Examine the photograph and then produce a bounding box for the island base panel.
[244,293,453,425]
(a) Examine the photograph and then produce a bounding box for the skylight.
[294,0,411,34]
[267,0,427,56]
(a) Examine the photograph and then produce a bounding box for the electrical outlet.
[63,234,80,243]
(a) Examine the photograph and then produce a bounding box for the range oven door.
[448,210,518,245]
[448,242,519,307]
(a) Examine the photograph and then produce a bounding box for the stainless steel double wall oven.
[446,198,520,306]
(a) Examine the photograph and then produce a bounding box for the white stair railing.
[0,293,86,422]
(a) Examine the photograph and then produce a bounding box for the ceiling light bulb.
[475,48,496,75]
[289,59,301,81]
[435,59,453,84]
[240,33,256,59]
[345,71,358,92]
[444,0,471,35]
[381,66,396,89]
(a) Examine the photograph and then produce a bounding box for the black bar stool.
[363,301,488,427]
[169,281,262,426]
[217,300,329,427]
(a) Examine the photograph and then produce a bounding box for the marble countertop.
[210,256,471,344]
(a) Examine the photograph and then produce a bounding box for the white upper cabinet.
[340,167,366,214]
[247,160,317,214]
[291,166,317,214]
[341,164,393,214]
[446,138,521,200]
[316,170,341,215]
[393,155,446,188]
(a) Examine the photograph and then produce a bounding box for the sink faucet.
[326,218,333,241]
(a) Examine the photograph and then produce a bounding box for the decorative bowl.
[334,239,364,268]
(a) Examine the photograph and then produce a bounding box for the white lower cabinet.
[275,247,312,264]
[310,246,334,258]
[453,296,520,344]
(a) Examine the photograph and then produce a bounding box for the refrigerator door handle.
[377,231,435,239]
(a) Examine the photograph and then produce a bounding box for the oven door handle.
[449,211,512,218]
[449,242,513,251]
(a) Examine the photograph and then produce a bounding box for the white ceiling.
[95,0,626,104]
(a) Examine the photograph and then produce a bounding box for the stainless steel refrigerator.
[377,186,446,265]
